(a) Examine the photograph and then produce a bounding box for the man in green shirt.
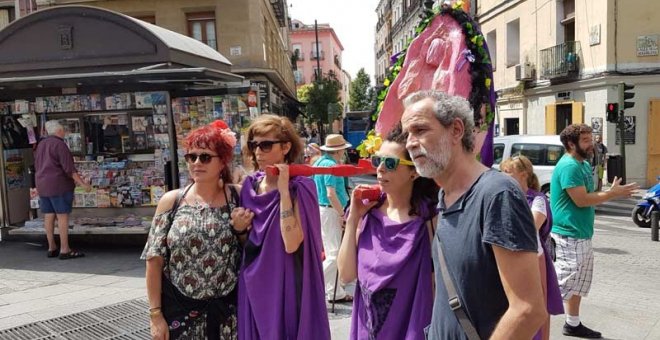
[551,124,639,338]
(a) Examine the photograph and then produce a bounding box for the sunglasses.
[247,140,284,153]
[184,153,220,164]
[371,155,415,171]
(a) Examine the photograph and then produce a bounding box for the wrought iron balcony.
[540,41,581,80]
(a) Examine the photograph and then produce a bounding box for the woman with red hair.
[142,120,254,340]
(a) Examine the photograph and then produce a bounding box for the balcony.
[311,51,325,60]
[540,41,581,80]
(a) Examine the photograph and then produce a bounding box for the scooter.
[632,176,660,228]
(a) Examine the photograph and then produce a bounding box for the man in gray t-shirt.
[401,91,547,339]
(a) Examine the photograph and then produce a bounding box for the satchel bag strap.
[434,221,481,340]
[163,184,193,266]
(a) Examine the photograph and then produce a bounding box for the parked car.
[492,135,566,194]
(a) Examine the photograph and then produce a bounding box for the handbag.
[159,184,238,340]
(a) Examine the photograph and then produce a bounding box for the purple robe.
[527,189,564,340]
[238,173,330,340]
[350,197,434,340]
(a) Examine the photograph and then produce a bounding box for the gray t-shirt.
[428,170,537,340]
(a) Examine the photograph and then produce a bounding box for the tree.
[349,68,373,111]
[306,71,341,140]
[297,84,313,104]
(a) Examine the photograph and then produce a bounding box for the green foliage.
[306,71,341,124]
[349,68,373,111]
[297,84,313,104]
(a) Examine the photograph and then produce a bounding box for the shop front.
[0,6,255,237]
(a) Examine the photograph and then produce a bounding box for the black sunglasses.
[184,153,220,164]
[247,140,284,153]
[371,155,415,171]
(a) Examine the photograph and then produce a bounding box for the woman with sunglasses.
[500,155,563,340]
[337,126,439,340]
[142,120,253,340]
[237,114,330,339]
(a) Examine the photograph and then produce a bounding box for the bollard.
[651,211,660,242]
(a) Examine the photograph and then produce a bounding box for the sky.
[287,0,380,82]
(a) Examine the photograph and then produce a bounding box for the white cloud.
[288,0,379,82]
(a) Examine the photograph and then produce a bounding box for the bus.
[343,110,371,163]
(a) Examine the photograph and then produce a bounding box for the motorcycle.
[631,176,660,228]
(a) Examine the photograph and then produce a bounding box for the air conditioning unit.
[515,62,535,81]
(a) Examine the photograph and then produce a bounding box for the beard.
[409,133,452,178]
[575,143,593,159]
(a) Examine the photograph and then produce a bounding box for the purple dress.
[350,197,434,340]
[237,173,330,340]
[527,189,564,340]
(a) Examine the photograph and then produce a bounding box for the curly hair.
[244,114,303,169]
[386,124,440,217]
[560,124,592,151]
[500,155,540,191]
[185,124,234,184]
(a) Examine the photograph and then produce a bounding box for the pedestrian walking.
[337,125,438,339]
[142,120,247,339]
[35,120,91,260]
[237,114,330,340]
[401,90,547,339]
[500,155,564,340]
[313,134,353,303]
[592,134,608,191]
[550,124,639,338]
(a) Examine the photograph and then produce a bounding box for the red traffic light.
[608,103,615,111]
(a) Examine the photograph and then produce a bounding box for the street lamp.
[424,0,435,9]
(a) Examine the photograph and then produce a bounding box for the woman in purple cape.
[500,155,564,340]
[237,114,330,340]
[338,125,439,339]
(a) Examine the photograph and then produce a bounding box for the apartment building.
[374,0,393,84]
[478,0,660,186]
[289,19,349,106]
[36,0,297,115]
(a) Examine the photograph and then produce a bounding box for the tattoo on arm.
[280,208,294,219]
[284,225,292,232]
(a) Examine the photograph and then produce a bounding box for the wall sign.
[589,25,601,46]
[591,117,603,134]
[58,25,73,50]
[637,35,659,57]
[615,116,636,145]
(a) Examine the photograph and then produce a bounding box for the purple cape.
[238,173,330,340]
[350,197,434,340]
[526,189,564,317]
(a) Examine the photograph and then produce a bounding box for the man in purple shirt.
[35,120,91,260]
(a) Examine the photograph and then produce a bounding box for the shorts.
[39,192,74,214]
[596,164,604,179]
[552,233,594,299]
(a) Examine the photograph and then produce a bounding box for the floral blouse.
[141,202,241,340]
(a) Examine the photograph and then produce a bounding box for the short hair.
[500,155,541,191]
[185,124,234,184]
[403,90,475,152]
[244,114,303,168]
[45,120,64,135]
[559,124,592,151]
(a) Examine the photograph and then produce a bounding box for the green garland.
[357,0,494,158]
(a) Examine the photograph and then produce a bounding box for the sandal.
[328,295,353,303]
[59,250,85,260]
[47,249,59,258]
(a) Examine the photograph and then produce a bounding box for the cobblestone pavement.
[0,211,658,339]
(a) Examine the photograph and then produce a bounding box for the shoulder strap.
[163,184,193,264]
[229,185,239,206]
[436,230,481,340]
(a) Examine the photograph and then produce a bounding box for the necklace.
[190,187,221,210]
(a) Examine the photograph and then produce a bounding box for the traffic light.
[606,103,619,123]
[618,82,635,110]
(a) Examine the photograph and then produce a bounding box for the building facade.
[478,0,660,186]
[37,0,297,115]
[374,0,393,84]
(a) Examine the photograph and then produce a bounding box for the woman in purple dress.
[337,126,439,339]
[500,155,563,340]
[237,114,330,340]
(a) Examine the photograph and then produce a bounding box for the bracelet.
[149,308,162,318]
[231,227,249,236]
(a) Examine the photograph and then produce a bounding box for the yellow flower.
[453,1,464,10]
[485,78,491,88]
[383,78,391,87]
[359,134,383,158]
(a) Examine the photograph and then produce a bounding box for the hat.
[320,134,352,151]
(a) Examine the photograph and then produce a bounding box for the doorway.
[556,104,573,133]
[505,118,520,135]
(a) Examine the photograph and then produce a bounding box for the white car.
[492,135,566,194]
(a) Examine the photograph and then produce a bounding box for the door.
[505,118,519,135]
[545,104,556,134]
[556,104,573,133]
[648,100,660,186]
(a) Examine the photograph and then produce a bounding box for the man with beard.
[401,90,547,339]
[551,124,638,338]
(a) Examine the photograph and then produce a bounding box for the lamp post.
[424,0,435,9]
[314,19,326,141]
